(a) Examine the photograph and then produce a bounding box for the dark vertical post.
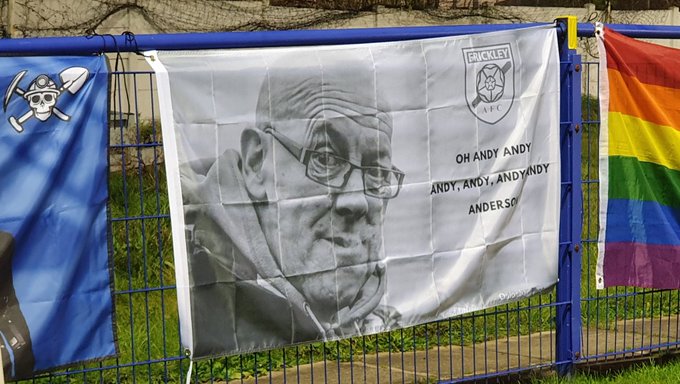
[555,16,583,377]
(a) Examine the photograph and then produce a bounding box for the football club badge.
[462,43,515,124]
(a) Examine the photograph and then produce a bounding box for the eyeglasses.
[264,127,404,199]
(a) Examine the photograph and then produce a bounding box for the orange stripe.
[609,68,680,131]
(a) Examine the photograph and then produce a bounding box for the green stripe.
[609,156,680,209]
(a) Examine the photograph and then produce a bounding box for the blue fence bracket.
[555,17,583,377]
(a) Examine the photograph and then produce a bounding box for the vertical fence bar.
[555,17,583,377]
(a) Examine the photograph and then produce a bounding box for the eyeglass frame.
[263,126,405,199]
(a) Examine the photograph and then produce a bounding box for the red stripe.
[604,27,680,88]
[603,242,680,288]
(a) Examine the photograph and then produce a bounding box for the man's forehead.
[257,67,393,137]
[310,110,392,137]
[266,88,392,136]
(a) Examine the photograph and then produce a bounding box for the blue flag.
[0,55,115,378]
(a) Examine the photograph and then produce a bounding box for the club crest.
[462,44,514,125]
[3,67,89,133]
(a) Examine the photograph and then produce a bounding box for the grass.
[533,357,680,383]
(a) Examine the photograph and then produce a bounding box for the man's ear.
[241,128,271,201]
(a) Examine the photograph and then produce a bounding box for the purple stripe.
[604,242,680,288]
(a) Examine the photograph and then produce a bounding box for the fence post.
[555,16,583,377]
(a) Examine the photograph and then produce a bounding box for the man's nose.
[333,167,368,220]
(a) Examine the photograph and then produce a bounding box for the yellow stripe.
[608,111,680,172]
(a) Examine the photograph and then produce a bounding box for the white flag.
[149,25,560,358]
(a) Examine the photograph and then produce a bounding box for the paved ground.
[238,315,680,383]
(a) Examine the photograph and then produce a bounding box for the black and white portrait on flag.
[150,25,561,359]
[176,52,404,356]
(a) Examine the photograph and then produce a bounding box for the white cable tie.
[185,359,193,384]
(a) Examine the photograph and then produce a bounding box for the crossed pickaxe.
[3,67,89,133]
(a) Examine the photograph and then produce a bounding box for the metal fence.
[1,20,680,383]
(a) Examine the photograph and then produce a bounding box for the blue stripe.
[606,198,680,246]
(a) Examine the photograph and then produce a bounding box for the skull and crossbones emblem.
[3,67,89,133]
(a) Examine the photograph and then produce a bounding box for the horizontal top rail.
[0,23,549,56]
[578,22,680,38]
[4,22,680,56]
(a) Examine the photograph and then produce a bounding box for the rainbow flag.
[597,26,680,289]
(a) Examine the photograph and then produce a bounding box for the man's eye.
[364,167,381,179]
[312,151,342,168]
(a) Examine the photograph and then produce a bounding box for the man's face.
[260,112,393,325]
